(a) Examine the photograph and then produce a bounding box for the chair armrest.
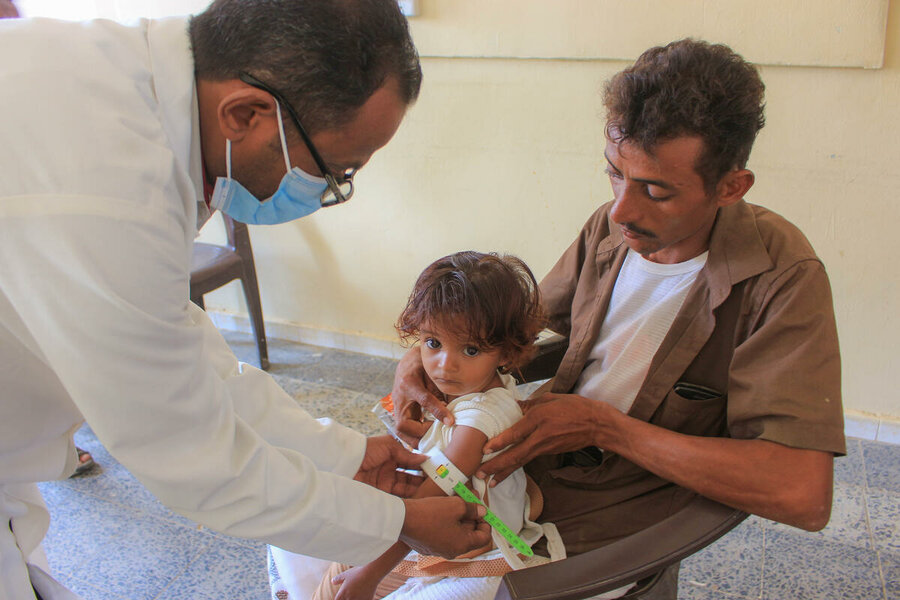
[514,332,568,384]
[494,495,748,600]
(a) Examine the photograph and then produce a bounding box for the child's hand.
[332,565,382,600]
[392,346,454,442]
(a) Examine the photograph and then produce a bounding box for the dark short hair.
[189,0,422,134]
[396,252,547,370]
[603,38,765,191]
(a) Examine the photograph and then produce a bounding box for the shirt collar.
[600,200,773,307]
[146,17,209,228]
[708,201,773,280]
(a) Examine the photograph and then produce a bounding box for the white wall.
[202,1,900,421]
[15,0,200,19]
[19,0,898,419]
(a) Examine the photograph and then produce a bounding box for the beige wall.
[201,1,900,419]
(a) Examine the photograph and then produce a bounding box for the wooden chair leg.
[239,269,269,370]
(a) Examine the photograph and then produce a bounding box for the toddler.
[313,251,564,600]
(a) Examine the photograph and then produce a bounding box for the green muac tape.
[422,449,533,557]
[371,398,534,557]
[451,481,534,557]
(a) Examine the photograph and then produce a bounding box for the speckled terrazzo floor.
[35,330,900,600]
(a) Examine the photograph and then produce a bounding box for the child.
[313,251,564,600]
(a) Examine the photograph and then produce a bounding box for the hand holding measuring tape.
[374,395,534,557]
[421,449,534,557]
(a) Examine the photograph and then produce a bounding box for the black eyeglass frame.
[238,72,355,208]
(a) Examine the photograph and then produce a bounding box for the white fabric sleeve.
[451,380,523,440]
[0,197,403,565]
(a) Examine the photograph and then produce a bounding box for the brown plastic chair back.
[498,336,748,599]
[190,215,269,370]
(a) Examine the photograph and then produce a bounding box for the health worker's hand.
[354,435,425,498]
[400,496,491,559]
[0,0,19,18]
[477,392,609,484]
[391,346,453,445]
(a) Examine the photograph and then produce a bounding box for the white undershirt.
[574,248,708,414]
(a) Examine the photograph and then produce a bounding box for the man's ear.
[715,168,755,208]
[216,87,277,143]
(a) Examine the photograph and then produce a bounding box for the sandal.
[70,447,96,477]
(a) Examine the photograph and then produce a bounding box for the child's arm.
[330,425,489,600]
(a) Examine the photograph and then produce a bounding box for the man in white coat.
[0,1,491,598]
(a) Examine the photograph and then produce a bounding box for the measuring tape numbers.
[421,449,534,557]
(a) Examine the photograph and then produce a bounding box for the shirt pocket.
[652,381,727,437]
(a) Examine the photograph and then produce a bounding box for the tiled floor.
[36,331,900,599]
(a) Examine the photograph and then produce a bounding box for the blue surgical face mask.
[209,100,328,225]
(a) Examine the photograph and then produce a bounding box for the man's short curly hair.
[604,39,765,191]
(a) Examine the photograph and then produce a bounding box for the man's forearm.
[598,408,834,531]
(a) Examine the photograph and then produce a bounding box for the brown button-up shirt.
[528,199,844,553]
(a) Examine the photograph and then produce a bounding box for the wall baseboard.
[209,311,900,445]
[844,411,900,445]
[207,311,408,360]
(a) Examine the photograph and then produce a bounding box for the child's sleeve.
[452,387,523,441]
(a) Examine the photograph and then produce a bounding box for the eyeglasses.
[239,72,356,208]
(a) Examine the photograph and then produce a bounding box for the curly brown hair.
[603,38,765,192]
[396,252,547,371]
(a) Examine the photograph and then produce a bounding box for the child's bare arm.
[333,425,489,599]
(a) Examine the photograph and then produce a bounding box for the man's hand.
[399,496,491,558]
[391,346,453,444]
[484,392,836,531]
[354,435,425,498]
[477,392,609,484]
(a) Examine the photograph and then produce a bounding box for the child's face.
[418,319,504,401]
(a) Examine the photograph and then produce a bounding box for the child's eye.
[463,346,481,357]
[424,338,441,349]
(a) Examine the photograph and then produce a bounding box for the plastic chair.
[190,215,269,370]
[496,337,748,600]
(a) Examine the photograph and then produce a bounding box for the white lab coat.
[0,17,403,599]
